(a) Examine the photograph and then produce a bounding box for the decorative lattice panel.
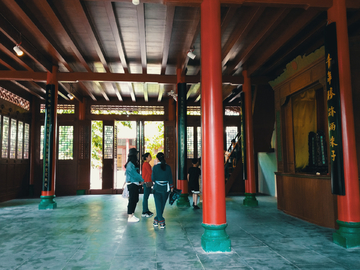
[0,87,30,111]
[91,105,164,115]
[40,104,75,114]
[24,123,30,159]
[58,126,74,160]
[104,125,113,159]
[17,121,23,159]
[2,116,9,158]
[187,106,201,116]
[187,126,194,159]
[225,106,240,116]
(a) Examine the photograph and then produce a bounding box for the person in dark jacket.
[188,158,201,209]
[151,152,173,229]
[125,148,144,223]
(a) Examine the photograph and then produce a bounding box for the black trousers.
[127,183,140,215]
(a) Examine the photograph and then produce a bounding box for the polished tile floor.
[0,194,359,270]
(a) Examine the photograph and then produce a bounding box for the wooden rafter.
[144,83,149,102]
[161,6,175,75]
[232,8,290,73]
[137,3,147,74]
[104,2,128,74]
[113,83,123,101]
[94,81,109,101]
[128,83,136,102]
[221,6,264,67]
[158,84,164,102]
[248,9,320,75]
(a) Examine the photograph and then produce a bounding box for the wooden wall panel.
[276,173,337,228]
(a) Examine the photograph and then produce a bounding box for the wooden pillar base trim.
[176,194,190,207]
[333,220,360,248]
[39,195,57,210]
[243,193,259,207]
[201,223,231,252]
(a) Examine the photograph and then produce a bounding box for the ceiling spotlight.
[13,45,24,56]
[132,0,140,5]
[187,49,196,60]
[67,93,74,100]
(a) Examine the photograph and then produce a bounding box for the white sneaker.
[128,215,140,223]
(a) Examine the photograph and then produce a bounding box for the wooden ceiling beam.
[222,6,265,67]
[11,80,44,100]
[158,84,164,102]
[161,6,175,75]
[0,71,249,85]
[128,83,136,102]
[0,14,52,72]
[41,0,93,73]
[231,8,290,73]
[248,9,320,75]
[113,83,123,101]
[105,2,129,74]
[95,81,109,101]
[79,81,97,101]
[144,83,149,102]
[0,0,73,72]
[137,3,147,74]
[262,18,326,75]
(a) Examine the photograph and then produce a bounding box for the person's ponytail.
[156,152,166,171]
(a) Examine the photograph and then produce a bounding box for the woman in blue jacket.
[125,148,144,223]
[151,152,173,229]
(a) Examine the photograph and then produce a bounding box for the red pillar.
[39,66,58,209]
[242,70,258,206]
[328,0,360,248]
[200,0,230,252]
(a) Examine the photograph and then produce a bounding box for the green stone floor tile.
[0,195,360,269]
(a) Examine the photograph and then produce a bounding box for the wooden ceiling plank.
[42,0,93,73]
[231,8,290,72]
[221,6,238,31]
[128,83,136,102]
[1,0,74,72]
[161,6,175,75]
[105,2,128,74]
[222,6,265,67]
[248,9,320,75]
[137,3,147,74]
[0,14,52,72]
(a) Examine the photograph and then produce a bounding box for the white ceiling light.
[132,0,140,5]
[13,45,24,56]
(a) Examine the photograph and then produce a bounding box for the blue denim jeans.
[142,184,152,213]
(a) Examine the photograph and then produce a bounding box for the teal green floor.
[1,195,360,270]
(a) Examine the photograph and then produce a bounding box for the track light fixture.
[187,47,196,60]
[67,93,74,100]
[132,0,140,5]
[13,44,24,56]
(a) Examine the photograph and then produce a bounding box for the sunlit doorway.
[144,121,164,167]
[114,121,137,189]
[90,121,103,189]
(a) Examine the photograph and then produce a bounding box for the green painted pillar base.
[243,193,258,206]
[39,195,57,210]
[333,220,360,248]
[28,185,34,197]
[76,189,86,195]
[176,193,190,207]
[201,223,231,252]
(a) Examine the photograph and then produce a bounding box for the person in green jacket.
[151,152,173,229]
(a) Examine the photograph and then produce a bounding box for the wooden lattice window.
[91,105,164,115]
[187,126,194,159]
[225,106,240,116]
[58,126,73,160]
[197,126,202,158]
[40,125,44,160]
[0,86,30,111]
[2,116,9,158]
[104,125,113,159]
[24,123,30,159]
[187,106,201,116]
[17,121,23,159]
[40,104,75,114]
